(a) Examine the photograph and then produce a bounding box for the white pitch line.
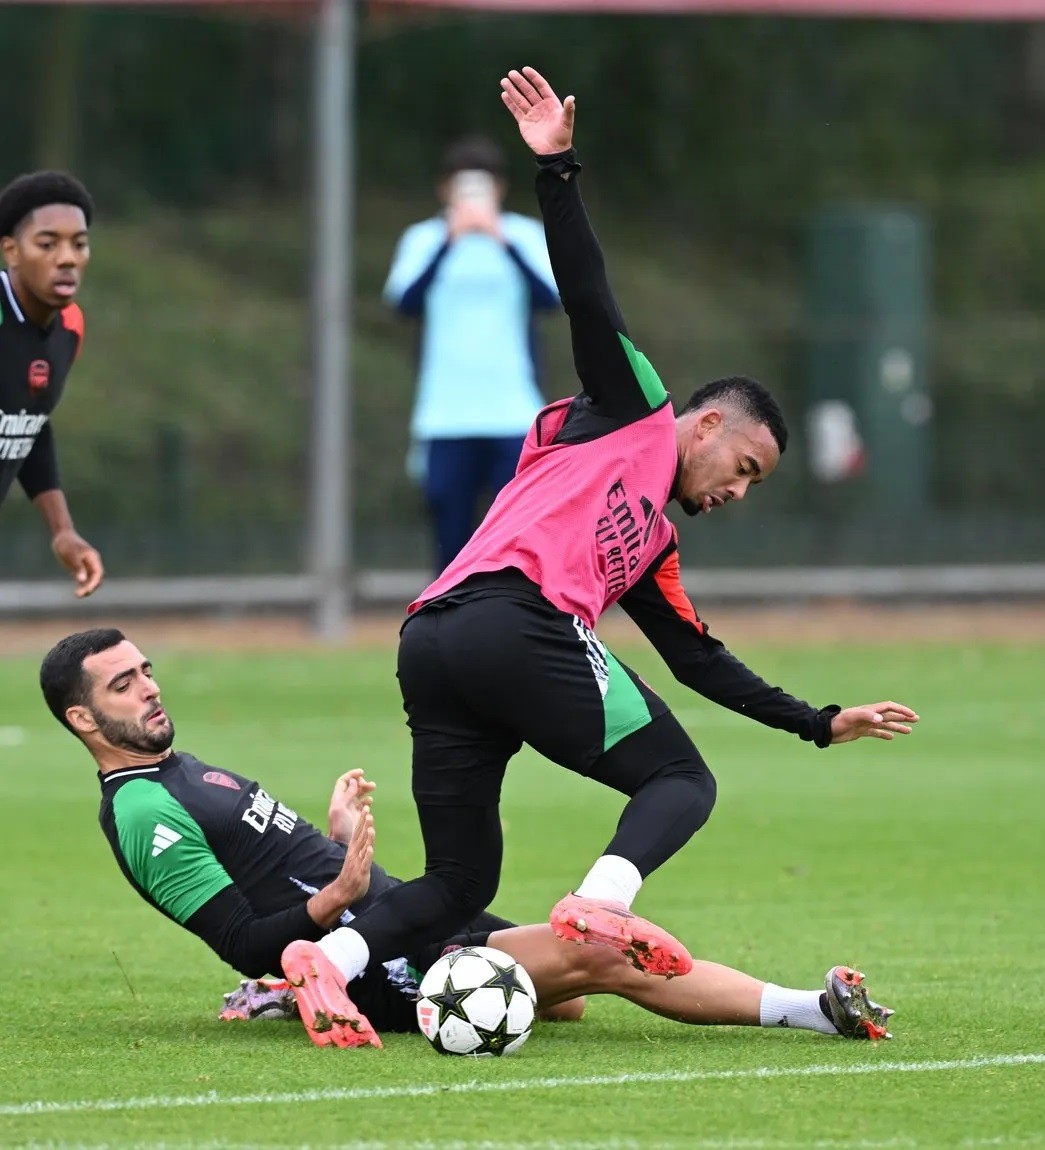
[1,1053,1042,1120]
[5,1135,1045,1150]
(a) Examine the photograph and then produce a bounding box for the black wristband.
[535,148,581,179]
[813,704,842,749]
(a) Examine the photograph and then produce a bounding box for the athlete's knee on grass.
[539,996,586,1022]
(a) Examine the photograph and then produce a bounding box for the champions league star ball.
[416,946,537,1057]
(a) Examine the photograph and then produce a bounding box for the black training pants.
[349,590,717,963]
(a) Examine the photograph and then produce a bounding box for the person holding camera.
[383,135,560,572]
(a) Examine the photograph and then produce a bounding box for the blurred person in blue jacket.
[383,135,559,572]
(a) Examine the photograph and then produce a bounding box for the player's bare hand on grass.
[327,769,375,844]
[830,702,919,744]
[500,67,575,155]
[51,529,104,597]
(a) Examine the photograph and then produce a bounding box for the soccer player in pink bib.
[281,68,918,1047]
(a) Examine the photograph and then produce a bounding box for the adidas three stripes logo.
[151,823,182,857]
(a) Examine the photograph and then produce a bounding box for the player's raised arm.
[500,67,667,420]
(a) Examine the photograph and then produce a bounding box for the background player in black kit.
[0,171,104,597]
[39,627,895,1050]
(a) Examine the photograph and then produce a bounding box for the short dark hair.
[681,375,789,454]
[40,628,126,735]
[0,171,94,239]
[440,135,507,178]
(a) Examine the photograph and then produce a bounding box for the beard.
[92,709,175,755]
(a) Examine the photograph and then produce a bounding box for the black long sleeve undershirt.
[535,150,660,422]
[619,544,839,747]
[18,422,60,499]
[184,884,328,978]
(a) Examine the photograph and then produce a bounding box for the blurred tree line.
[1,7,1044,571]
[5,9,1043,232]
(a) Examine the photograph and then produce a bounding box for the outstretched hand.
[830,702,919,745]
[327,768,376,844]
[305,771,376,927]
[500,67,575,156]
[334,800,374,905]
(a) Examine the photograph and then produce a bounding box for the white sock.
[759,983,838,1036]
[574,855,643,908]
[317,927,370,982]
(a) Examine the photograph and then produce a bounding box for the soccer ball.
[415,945,537,1057]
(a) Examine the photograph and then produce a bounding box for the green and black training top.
[98,751,401,977]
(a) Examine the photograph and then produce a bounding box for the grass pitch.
[0,632,1042,1149]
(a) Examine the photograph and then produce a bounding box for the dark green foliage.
[0,9,1042,572]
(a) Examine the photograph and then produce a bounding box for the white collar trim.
[101,764,164,785]
[0,271,25,324]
